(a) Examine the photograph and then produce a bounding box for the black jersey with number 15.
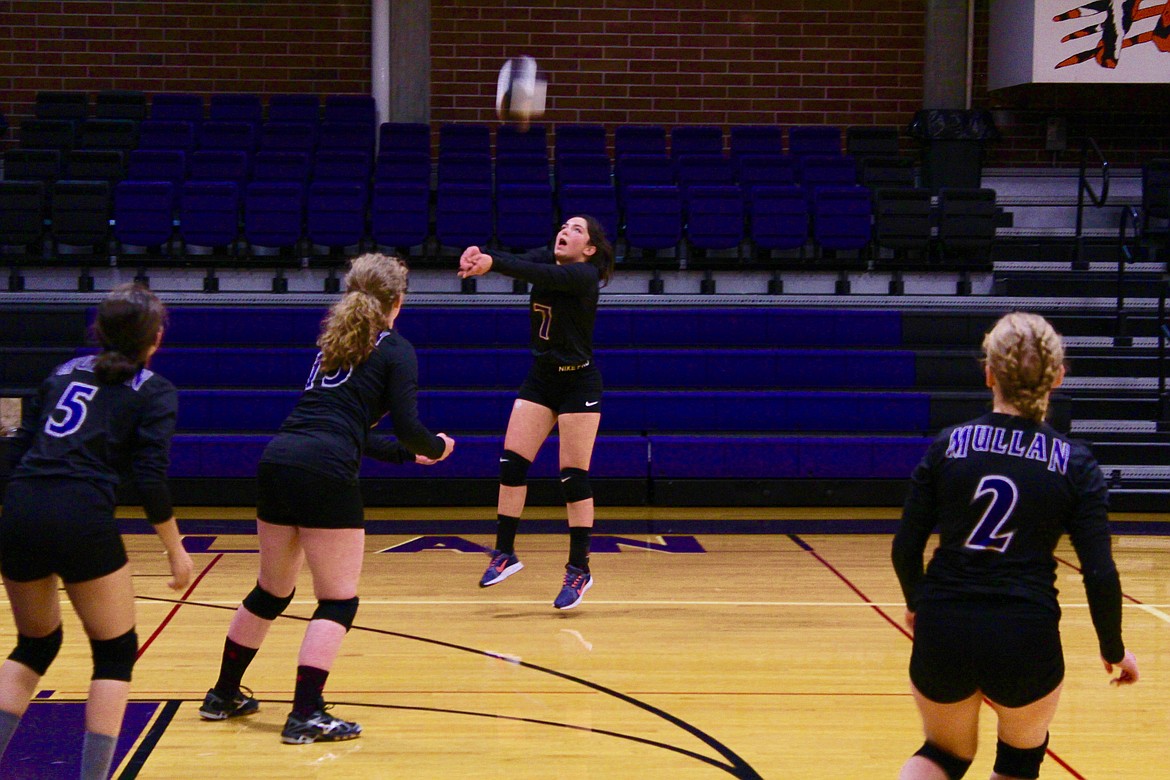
[487,248,600,368]
[261,329,445,481]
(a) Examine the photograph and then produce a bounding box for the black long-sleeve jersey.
[892,411,1125,662]
[8,355,176,524]
[486,248,601,368]
[261,328,445,481]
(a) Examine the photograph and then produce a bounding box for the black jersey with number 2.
[8,355,177,523]
[892,411,1124,662]
[261,329,445,481]
[487,248,600,368]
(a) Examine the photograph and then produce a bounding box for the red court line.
[136,553,223,660]
[796,537,1087,780]
[1055,554,1146,605]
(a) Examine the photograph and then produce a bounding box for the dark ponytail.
[91,284,168,384]
[572,214,614,287]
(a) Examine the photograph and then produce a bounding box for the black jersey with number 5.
[893,411,1124,661]
[260,329,445,481]
[486,248,600,368]
[8,355,177,523]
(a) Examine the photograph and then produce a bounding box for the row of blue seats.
[32,92,376,127]
[169,434,931,480]
[145,347,918,390]
[156,307,906,348]
[176,389,931,433]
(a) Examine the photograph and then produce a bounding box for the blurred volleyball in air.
[496,56,547,124]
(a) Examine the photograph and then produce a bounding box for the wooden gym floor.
[1,506,1166,779]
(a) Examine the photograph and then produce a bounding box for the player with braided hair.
[892,312,1138,780]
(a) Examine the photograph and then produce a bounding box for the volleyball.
[496,56,547,124]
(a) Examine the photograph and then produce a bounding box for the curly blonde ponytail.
[317,253,409,372]
[981,312,1066,424]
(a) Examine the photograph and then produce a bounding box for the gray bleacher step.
[1071,419,1158,434]
[1099,465,1170,480]
[995,261,1165,274]
[1062,376,1159,390]
[1066,336,1159,349]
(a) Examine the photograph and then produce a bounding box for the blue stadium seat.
[730,125,784,158]
[615,125,666,158]
[64,150,125,185]
[495,152,550,188]
[198,121,257,153]
[497,124,547,157]
[317,121,374,154]
[558,183,619,243]
[623,185,682,252]
[378,122,430,157]
[259,121,317,153]
[670,125,723,158]
[797,155,857,202]
[555,153,612,193]
[435,183,492,248]
[178,181,240,250]
[312,149,372,189]
[113,180,175,249]
[749,185,808,252]
[188,150,250,188]
[268,94,320,125]
[252,150,310,184]
[18,119,75,152]
[324,94,376,127]
[76,119,137,151]
[554,124,606,159]
[437,152,492,186]
[371,180,429,250]
[496,183,555,251]
[374,151,430,186]
[3,149,61,183]
[306,181,368,250]
[615,154,674,207]
[35,91,89,123]
[675,154,735,190]
[789,125,842,157]
[685,185,744,252]
[150,93,204,124]
[812,186,873,253]
[244,181,305,251]
[49,180,111,253]
[735,154,796,192]
[209,93,263,126]
[438,123,490,156]
[137,120,197,152]
[127,149,187,187]
[95,90,147,122]
[0,181,47,252]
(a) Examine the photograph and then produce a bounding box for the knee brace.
[994,735,1048,780]
[559,467,592,503]
[914,741,972,780]
[311,597,359,631]
[8,625,63,677]
[90,629,138,682]
[500,450,531,487]
[243,582,296,621]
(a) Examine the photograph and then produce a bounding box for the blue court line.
[115,700,180,780]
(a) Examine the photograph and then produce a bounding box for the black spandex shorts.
[517,362,603,415]
[910,596,1064,708]
[256,462,365,529]
[0,478,128,584]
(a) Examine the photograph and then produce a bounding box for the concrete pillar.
[924,0,971,108]
[388,0,430,124]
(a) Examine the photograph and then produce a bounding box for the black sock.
[214,637,259,696]
[293,665,330,717]
[495,514,520,554]
[568,526,591,571]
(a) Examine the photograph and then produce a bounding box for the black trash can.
[908,109,998,193]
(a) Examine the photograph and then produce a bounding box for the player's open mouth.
[556,238,568,248]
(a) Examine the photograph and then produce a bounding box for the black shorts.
[910,596,1064,708]
[256,462,365,529]
[517,362,603,415]
[0,478,128,584]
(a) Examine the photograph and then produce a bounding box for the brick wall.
[1,0,371,133]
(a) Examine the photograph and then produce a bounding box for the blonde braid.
[982,312,1065,423]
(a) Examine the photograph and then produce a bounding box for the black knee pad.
[9,625,63,677]
[90,629,138,682]
[914,741,972,780]
[559,467,592,503]
[243,582,295,621]
[311,597,359,631]
[500,449,531,487]
[994,735,1048,780]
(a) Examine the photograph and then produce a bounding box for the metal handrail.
[1073,137,1111,269]
[1114,205,1142,346]
[1160,286,1169,430]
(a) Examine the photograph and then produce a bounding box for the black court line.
[116,700,180,780]
[136,595,764,779]
[789,534,1087,780]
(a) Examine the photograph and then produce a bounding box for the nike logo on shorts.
[585,401,599,407]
